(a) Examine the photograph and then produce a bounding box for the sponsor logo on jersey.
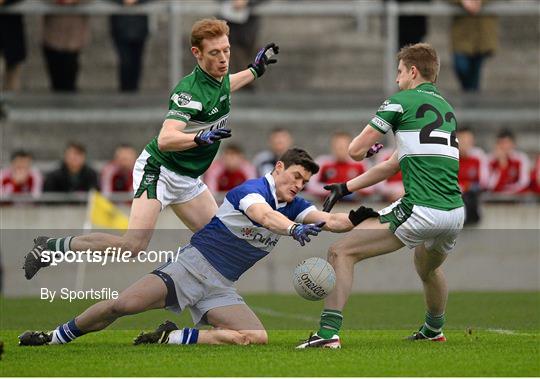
[166,110,191,120]
[378,99,391,112]
[241,227,278,247]
[241,227,254,238]
[144,174,156,185]
[394,207,405,221]
[171,92,192,107]
[208,107,219,116]
[208,116,229,131]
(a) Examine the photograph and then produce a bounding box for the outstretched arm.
[245,202,296,235]
[230,43,279,92]
[321,151,399,212]
[245,202,324,246]
[302,210,353,233]
[349,125,385,161]
[157,119,231,152]
[229,69,257,92]
[346,150,400,192]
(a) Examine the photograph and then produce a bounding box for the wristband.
[287,223,299,235]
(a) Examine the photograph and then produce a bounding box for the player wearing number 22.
[297,43,464,349]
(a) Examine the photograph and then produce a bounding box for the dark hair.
[66,141,86,154]
[497,129,515,141]
[278,148,319,175]
[11,150,32,161]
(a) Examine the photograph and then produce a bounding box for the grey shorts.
[152,244,245,327]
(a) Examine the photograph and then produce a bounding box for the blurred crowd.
[1,0,267,93]
[1,0,538,228]
[1,0,500,93]
[1,127,539,223]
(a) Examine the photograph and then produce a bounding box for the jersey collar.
[196,65,224,88]
[264,173,287,209]
[416,82,439,93]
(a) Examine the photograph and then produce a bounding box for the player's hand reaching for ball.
[288,221,326,246]
[322,183,352,212]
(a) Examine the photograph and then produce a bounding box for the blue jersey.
[191,173,316,281]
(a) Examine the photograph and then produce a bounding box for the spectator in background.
[100,144,137,196]
[307,131,370,199]
[109,0,149,92]
[529,155,540,195]
[44,142,98,192]
[457,127,488,224]
[205,144,255,193]
[374,147,404,202]
[219,0,265,76]
[487,129,530,194]
[253,128,293,177]
[0,0,27,91]
[451,0,498,92]
[42,0,90,92]
[395,0,430,49]
[0,150,42,198]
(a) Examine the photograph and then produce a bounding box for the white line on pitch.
[486,328,537,336]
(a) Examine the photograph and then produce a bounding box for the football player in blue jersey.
[19,148,372,347]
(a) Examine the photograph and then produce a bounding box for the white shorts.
[152,244,245,327]
[132,150,207,210]
[379,199,465,254]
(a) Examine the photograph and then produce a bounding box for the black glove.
[248,42,279,78]
[288,221,326,246]
[322,183,351,212]
[194,128,232,146]
[348,206,379,226]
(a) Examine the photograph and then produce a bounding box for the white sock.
[167,327,199,344]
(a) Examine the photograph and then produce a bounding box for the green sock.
[46,236,73,254]
[317,309,343,339]
[420,311,445,338]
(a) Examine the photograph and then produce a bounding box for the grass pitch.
[1,292,538,376]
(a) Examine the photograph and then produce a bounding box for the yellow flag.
[88,191,129,230]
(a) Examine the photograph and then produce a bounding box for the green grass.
[1,292,539,376]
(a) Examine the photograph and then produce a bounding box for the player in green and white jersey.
[23,18,279,279]
[297,43,465,349]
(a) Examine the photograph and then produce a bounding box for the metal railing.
[2,0,539,94]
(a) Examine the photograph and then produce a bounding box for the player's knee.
[111,296,142,316]
[328,243,358,263]
[242,330,268,345]
[327,244,341,263]
[417,266,442,283]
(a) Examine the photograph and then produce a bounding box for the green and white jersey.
[369,82,463,210]
[145,65,231,178]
